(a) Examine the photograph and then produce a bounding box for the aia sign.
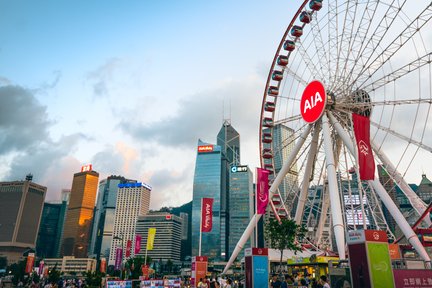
[300,80,327,123]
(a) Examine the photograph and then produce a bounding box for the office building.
[36,201,68,258]
[44,256,96,274]
[90,175,130,260]
[109,181,151,265]
[191,140,222,260]
[135,212,183,262]
[228,165,253,256]
[61,165,99,257]
[0,179,47,263]
[416,174,432,204]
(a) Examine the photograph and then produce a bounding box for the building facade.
[135,212,183,263]
[61,167,99,257]
[228,165,253,256]
[191,140,222,260]
[36,201,68,258]
[0,180,47,263]
[108,181,151,265]
[90,175,130,260]
[44,256,96,274]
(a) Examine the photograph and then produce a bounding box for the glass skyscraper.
[228,165,253,257]
[191,140,222,260]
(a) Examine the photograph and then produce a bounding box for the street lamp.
[113,234,124,280]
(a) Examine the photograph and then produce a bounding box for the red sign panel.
[393,269,432,288]
[252,247,268,256]
[25,253,35,274]
[300,80,327,123]
[198,145,213,153]
[81,164,92,172]
[201,198,213,232]
[165,215,172,220]
[365,230,388,242]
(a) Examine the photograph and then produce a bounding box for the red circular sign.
[300,80,327,123]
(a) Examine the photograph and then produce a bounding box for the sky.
[0,1,300,209]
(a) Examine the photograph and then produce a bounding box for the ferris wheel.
[225,0,432,273]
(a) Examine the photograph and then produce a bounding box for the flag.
[100,258,106,273]
[256,168,270,214]
[126,239,132,257]
[146,228,156,250]
[115,248,123,270]
[201,198,213,232]
[352,113,375,180]
[38,260,44,276]
[135,234,142,254]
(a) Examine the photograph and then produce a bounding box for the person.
[198,278,203,288]
[225,279,232,288]
[270,274,282,288]
[299,279,308,288]
[201,277,209,288]
[319,275,330,288]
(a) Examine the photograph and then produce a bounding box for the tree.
[124,256,152,279]
[48,264,61,284]
[264,218,307,273]
[85,271,105,287]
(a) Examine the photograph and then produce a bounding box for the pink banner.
[256,168,269,214]
[201,198,213,232]
[115,248,123,270]
[135,234,142,254]
[126,240,132,257]
[352,113,375,180]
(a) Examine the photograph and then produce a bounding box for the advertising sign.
[147,228,156,250]
[115,248,123,270]
[231,166,248,173]
[100,258,106,273]
[201,198,213,232]
[197,145,213,153]
[352,113,375,180]
[107,281,132,288]
[253,255,269,288]
[256,168,269,215]
[135,234,142,254]
[25,253,35,274]
[126,240,132,257]
[81,164,92,172]
[367,242,395,288]
[300,80,327,123]
[393,269,432,288]
[389,244,402,260]
[348,243,371,287]
[191,256,208,288]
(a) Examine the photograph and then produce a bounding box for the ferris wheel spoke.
[274,114,303,126]
[355,3,432,88]
[283,66,309,87]
[370,121,432,153]
[345,0,407,87]
[327,0,340,86]
[310,14,331,82]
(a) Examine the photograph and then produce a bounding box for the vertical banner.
[201,198,213,232]
[256,168,269,214]
[38,260,44,276]
[126,239,132,257]
[100,258,107,273]
[115,248,123,270]
[25,253,35,274]
[135,234,142,254]
[352,113,375,180]
[147,228,156,250]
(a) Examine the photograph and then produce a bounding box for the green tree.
[264,218,307,273]
[48,264,61,284]
[8,260,26,285]
[85,271,105,287]
[124,256,152,280]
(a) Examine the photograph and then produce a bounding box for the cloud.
[87,58,122,98]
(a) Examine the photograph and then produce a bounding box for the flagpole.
[144,245,148,266]
[199,198,203,256]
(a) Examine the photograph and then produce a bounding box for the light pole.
[113,234,124,280]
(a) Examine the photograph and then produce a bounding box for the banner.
[201,198,213,232]
[115,248,123,270]
[126,240,132,257]
[147,228,156,250]
[256,168,269,214]
[135,234,142,254]
[25,253,35,274]
[38,260,44,276]
[352,113,375,180]
[100,258,106,273]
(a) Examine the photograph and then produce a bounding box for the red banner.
[393,269,432,287]
[352,113,375,180]
[25,253,35,274]
[126,239,132,257]
[100,258,106,273]
[257,168,269,214]
[135,234,142,254]
[201,198,213,232]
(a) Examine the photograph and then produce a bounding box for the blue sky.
[0,1,300,208]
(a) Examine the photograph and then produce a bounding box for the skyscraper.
[108,181,151,265]
[61,165,99,257]
[0,179,47,263]
[217,120,240,260]
[90,175,130,260]
[191,140,222,260]
[36,201,68,258]
[228,165,253,256]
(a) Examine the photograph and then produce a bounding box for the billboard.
[197,145,213,153]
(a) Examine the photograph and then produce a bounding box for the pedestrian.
[270,274,282,288]
[198,278,203,288]
[319,275,330,288]
[225,279,232,288]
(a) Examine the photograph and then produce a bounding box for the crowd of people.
[270,274,331,288]
[196,276,236,288]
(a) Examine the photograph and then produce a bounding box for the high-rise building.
[217,120,240,260]
[263,124,298,214]
[90,175,130,260]
[228,165,254,256]
[0,179,47,263]
[61,165,99,258]
[36,201,68,258]
[191,140,222,260]
[171,202,192,261]
[135,212,183,263]
[108,181,151,265]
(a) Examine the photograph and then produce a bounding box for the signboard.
[140,279,181,288]
[191,256,208,288]
[245,247,269,288]
[393,269,432,288]
[107,281,132,288]
[367,242,395,287]
[197,145,213,153]
[389,244,402,260]
[300,80,327,123]
[25,253,35,273]
[81,164,92,172]
[231,166,248,173]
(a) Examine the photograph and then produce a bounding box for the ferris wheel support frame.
[371,142,432,227]
[295,122,321,225]
[322,113,346,259]
[328,112,431,266]
[222,125,312,275]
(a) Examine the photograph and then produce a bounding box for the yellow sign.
[147,228,156,250]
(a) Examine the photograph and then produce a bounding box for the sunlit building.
[61,165,99,257]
